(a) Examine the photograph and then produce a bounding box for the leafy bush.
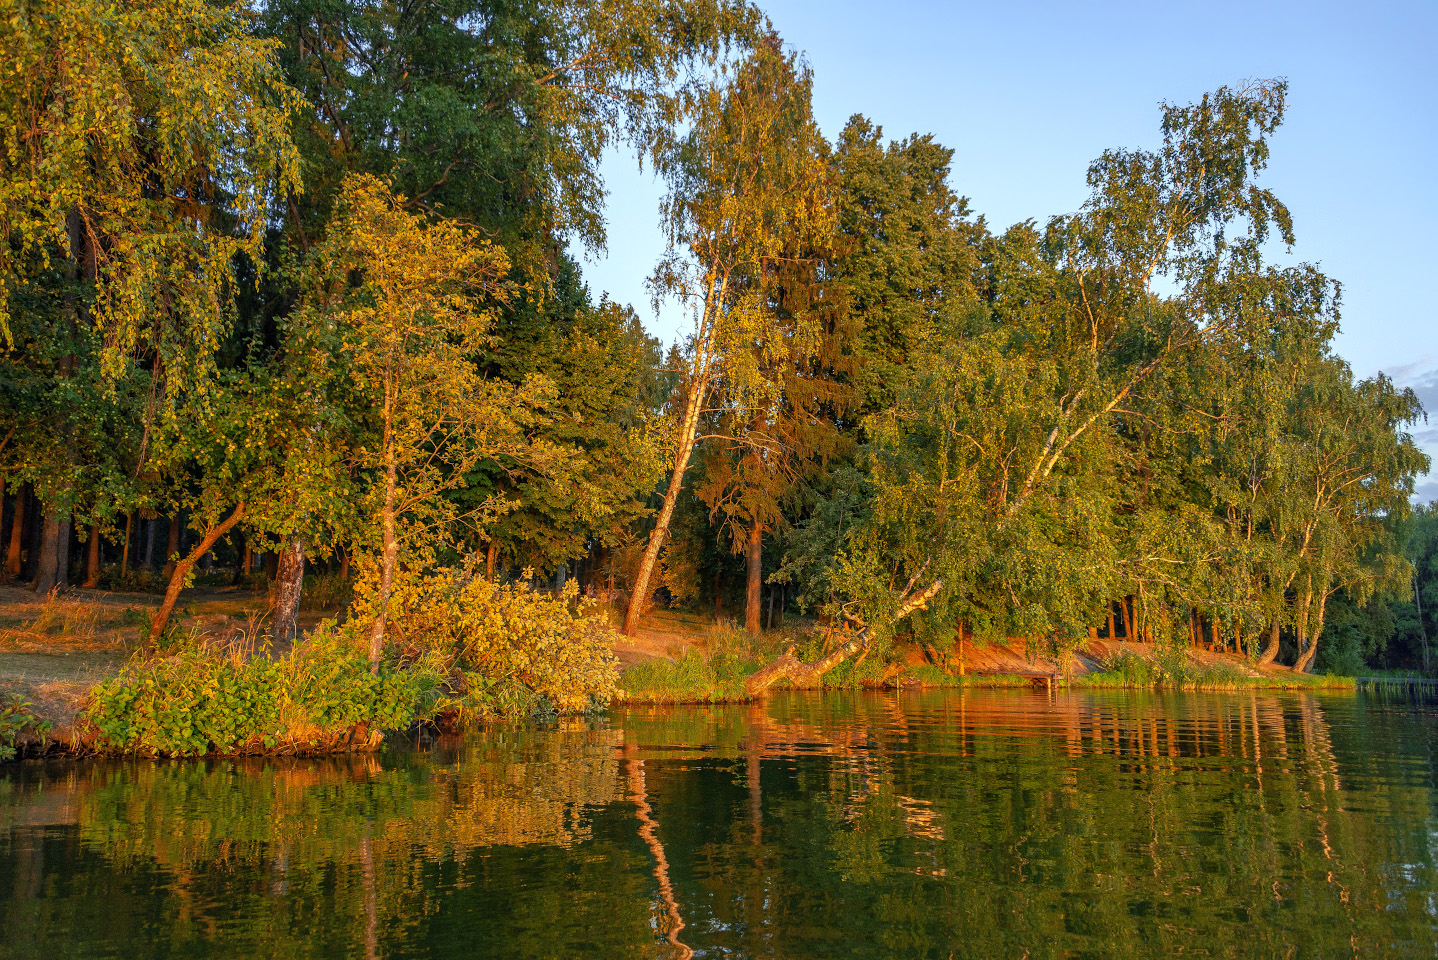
[374,565,620,713]
[0,695,51,761]
[100,566,166,594]
[301,572,353,611]
[85,627,443,757]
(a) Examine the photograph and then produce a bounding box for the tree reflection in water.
[1,691,1436,959]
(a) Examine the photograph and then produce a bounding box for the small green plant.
[0,695,51,761]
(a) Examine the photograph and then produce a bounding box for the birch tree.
[622,37,834,635]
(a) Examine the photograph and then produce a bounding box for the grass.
[618,635,1360,703]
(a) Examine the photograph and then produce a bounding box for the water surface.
[3,689,1436,958]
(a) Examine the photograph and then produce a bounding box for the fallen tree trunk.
[744,578,944,696]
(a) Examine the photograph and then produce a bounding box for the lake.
[3,689,1436,958]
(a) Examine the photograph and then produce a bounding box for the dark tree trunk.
[120,513,132,577]
[83,522,101,588]
[160,514,181,581]
[55,512,70,588]
[148,504,245,650]
[233,531,250,585]
[269,537,306,641]
[24,494,41,580]
[143,516,156,569]
[4,484,24,578]
[745,524,763,637]
[31,508,61,595]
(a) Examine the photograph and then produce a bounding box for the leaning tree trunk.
[745,523,763,637]
[269,537,306,642]
[744,579,945,696]
[147,503,245,650]
[31,507,61,595]
[1257,618,1281,666]
[623,368,707,637]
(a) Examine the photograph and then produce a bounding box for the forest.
[0,0,1433,753]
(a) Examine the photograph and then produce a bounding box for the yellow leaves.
[0,0,302,358]
[352,564,620,712]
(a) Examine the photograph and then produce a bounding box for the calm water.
[3,689,1437,959]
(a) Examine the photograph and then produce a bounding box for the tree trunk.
[5,484,25,578]
[55,511,71,589]
[234,533,251,585]
[160,514,181,582]
[1106,603,1115,640]
[143,516,157,569]
[1257,618,1281,665]
[1120,595,1133,640]
[120,513,132,577]
[485,540,496,580]
[31,508,61,595]
[623,374,706,636]
[269,537,306,642]
[1292,587,1329,674]
[339,544,351,581]
[83,522,101,588]
[147,503,245,650]
[744,578,944,696]
[369,389,399,671]
[745,523,763,637]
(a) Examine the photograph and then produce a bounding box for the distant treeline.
[0,0,1430,676]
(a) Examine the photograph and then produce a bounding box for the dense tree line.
[0,0,1428,676]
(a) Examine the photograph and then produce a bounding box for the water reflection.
[2,690,1435,959]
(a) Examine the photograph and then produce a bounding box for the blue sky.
[579,0,1438,499]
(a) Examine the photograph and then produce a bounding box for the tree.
[622,37,835,635]
[289,174,554,668]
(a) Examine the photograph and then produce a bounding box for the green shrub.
[0,696,51,761]
[301,572,353,611]
[85,627,444,757]
[100,566,166,594]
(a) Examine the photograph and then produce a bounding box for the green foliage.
[300,571,353,612]
[619,650,763,703]
[369,565,621,713]
[85,630,442,757]
[0,695,51,761]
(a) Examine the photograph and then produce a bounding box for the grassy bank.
[618,635,1358,703]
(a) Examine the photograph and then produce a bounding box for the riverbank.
[0,587,1359,760]
[614,618,1355,704]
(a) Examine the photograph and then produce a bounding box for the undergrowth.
[0,695,51,760]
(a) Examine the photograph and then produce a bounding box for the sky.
[579,0,1438,500]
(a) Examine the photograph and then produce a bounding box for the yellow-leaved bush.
[354,564,620,713]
